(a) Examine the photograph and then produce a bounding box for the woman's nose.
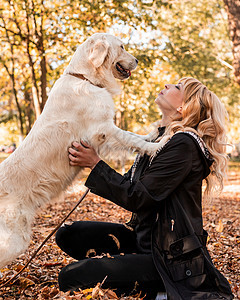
[165,84,169,89]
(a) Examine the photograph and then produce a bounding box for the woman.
[56,77,233,300]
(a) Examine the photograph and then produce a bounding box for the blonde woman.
[56,77,233,300]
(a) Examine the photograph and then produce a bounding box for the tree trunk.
[223,0,240,85]
[11,75,25,137]
[24,2,42,117]
[32,86,41,118]
[39,5,47,111]
[24,88,33,134]
[1,12,25,137]
[40,46,47,111]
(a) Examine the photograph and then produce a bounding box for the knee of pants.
[55,225,69,251]
[58,259,95,292]
[58,264,73,292]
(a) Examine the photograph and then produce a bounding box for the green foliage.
[152,0,240,141]
[155,0,236,98]
[0,0,239,142]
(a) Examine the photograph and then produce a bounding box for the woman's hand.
[68,141,101,170]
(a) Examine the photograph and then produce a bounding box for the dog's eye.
[120,45,124,50]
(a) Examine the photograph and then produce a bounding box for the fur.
[0,33,166,269]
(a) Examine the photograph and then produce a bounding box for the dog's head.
[65,33,138,95]
[87,33,138,80]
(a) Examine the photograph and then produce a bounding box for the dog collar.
[68,73,104,89]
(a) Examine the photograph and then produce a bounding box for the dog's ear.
[88,38,110,68]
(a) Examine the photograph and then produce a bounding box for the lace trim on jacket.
[130,131,210,183]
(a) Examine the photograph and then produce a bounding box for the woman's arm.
[69,134,194,213]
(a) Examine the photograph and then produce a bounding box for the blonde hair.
[164,77,228,196]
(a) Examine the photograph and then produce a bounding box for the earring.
[177,107,182,113]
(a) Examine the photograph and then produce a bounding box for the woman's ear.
[88,38,110,68]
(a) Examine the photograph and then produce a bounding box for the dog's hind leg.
[0,230,30,269]
[0,205,32,269]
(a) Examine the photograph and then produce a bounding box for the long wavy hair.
[164,77,228,196]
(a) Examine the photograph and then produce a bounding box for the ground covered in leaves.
[0,166,239,299]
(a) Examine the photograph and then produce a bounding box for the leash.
[0,188,90,288]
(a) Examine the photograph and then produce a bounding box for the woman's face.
[155,83,184,116]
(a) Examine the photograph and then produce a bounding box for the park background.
[0,0,240,299]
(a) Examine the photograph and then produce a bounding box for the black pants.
[55,221,165,299]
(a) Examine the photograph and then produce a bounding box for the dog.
[0,33,168,269]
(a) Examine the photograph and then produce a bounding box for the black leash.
[0,188,90,288]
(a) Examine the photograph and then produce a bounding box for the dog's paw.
[145,135,171,156]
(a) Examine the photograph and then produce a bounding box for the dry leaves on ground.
[0,173,239,299]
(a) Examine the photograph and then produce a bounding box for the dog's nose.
[135,59,138,64]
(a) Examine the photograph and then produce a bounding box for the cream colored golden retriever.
[0,33,167,269]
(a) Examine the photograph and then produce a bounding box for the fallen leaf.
[216,220,224,232]
[16,276,35,289]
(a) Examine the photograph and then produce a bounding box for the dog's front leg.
[126,127,160,142]
[98,125,170,157]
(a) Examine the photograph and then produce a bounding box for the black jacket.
[85,130,233,300]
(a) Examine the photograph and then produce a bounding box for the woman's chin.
[155,98,162,109]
